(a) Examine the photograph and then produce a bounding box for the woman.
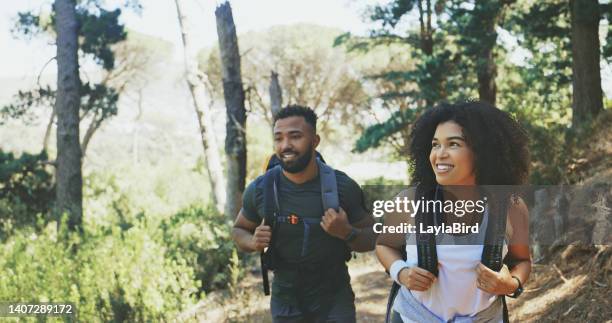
[377,101,531,322]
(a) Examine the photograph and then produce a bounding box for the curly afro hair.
[409,101,530,187]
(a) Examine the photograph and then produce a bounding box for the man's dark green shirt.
[241,168,368,311]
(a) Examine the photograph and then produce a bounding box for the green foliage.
[160,205,238,293]
[77,8,127,70]
[0,150,54,233]
[0,86,54,125]
[354,108,420,153]
[0,216,199,322]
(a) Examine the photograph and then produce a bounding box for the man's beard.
[278,149,313,173]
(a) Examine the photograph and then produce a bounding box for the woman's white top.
[394,206,508,321]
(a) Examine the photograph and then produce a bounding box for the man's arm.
[232,209,271,253]
[347,214,377,252]
[320,207,377,252]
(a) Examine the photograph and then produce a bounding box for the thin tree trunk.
[54,0,82,230]
[80,114,101,157]
[269,70,283,120]
[216,2,247,220]
[570,0,603,127]
[43,106,56,152]
[174,0,226,214]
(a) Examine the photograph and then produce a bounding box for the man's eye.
[274,137,281,142]
[291,135,301,140]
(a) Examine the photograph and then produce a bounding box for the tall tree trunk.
[570,0,603,127]
[474,0,503,104]
[216,2,247,220]
[174,0,226,214]
[54,0,82,230]
[269,70,283,119]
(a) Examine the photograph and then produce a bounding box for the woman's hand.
[398,267,437,291]
[475,263,518,295]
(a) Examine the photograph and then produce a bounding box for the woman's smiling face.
[429,121,476,186]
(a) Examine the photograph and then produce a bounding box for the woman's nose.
[436,146,449,158]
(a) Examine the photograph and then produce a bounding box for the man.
[232,105,377,323]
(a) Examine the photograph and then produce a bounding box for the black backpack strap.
[481,192,509,271]
[260,166,282,295]
[502,295,509,323]
[416,184,439,277]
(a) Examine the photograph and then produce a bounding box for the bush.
[0,216,199,322]
[160,205,240,293]
[0,150,54,236]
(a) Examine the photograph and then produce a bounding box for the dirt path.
[185,248,610,322]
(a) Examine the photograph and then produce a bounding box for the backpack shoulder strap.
[262,165,282,226]
[317,158,339,212]
[260,165,282,296]
[481,192,509,272]
[415,184,439,277]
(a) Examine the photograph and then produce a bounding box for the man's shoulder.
[244,174,268,198]
[332,169,359,187]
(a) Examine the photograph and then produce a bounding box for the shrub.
[0,216,199,322]
[160,205,240,293]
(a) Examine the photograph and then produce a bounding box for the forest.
[0,0,610,321]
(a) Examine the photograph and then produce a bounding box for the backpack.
[384,184,510,323]
[259,151,346,296]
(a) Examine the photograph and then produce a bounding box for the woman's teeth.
[436,164,454,171]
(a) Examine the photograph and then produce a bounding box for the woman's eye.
[450,142,460,147]
[432,142,440,148]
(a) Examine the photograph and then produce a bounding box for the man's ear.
[313,134,320,148]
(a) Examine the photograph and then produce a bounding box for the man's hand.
[320,207,352,240]
[251,219,272,252]
[476,263,518,295]
[398,266,437,291]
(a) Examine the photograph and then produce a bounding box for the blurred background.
[0,0,610,321]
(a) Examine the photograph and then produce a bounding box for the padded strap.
[481,192,509,271]
[415,184,439,277]
[318,158,339,212]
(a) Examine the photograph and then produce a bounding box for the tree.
[174,0,226,215]
[446,0,515,105]
[507,0,608,127]
[215,1,247,220]
[570,0,604,126]
[269,70,283,119]
[4,2,139,159]
[201,24,370,134]
[338,0,476,155]
[54,0,82,230]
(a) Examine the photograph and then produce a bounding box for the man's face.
[273,116,320,173]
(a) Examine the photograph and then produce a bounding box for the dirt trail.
[184,246,610,322]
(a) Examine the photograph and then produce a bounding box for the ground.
[183,245,611,322]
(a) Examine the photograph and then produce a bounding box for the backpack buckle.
[289,214,299,225]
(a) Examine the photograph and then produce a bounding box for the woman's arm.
[376,188,436,291]
[476,196,531,295]
[505,196,531,292]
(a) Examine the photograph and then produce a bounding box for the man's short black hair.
[273,105,317,132]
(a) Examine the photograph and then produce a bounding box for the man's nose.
[279,138,293,151]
